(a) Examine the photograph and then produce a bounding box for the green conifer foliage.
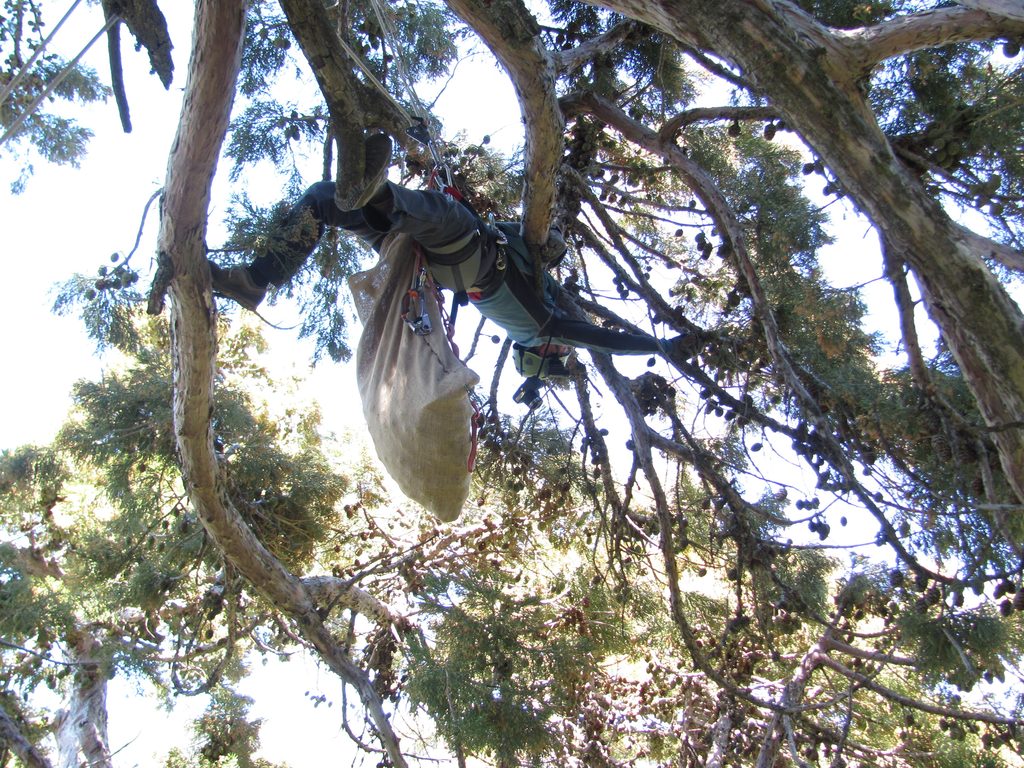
[8,0,1024,764]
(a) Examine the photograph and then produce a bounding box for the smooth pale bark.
[586,0,1024,509]
[159,1,406,765]
[55,633,112,768]
[705,710,733,768]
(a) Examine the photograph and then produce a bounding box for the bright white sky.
[0,2,963,765]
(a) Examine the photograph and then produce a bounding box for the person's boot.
[351,133,393,209]
[209,263,267,310]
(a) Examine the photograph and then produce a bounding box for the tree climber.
[210,134,700,380]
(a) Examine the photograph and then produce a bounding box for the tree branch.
[301,576,406,627]
[754,635,828,768]
[5,544,64,579]
[955,0,1024,23]
[554,19,645,75]
[834,6,1024,76]
[586,0,1024,518]
[818,655,1022,725]
[658,105,776,142]
[158,1,406,764]
[445,0,564,248]
[0,703,51,768]
[277,0,407,210]
[55,631,112,768]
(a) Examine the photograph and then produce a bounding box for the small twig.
[0,637,84,668]
[128,188,162,263]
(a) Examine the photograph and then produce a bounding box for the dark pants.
[250,181,483,285]
[250,181,662,355]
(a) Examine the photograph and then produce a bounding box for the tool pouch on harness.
[348,233,479,522]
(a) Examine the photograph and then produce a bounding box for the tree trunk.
[158,2,407,764]
[55,632,112,768]
[588,0,1024,509]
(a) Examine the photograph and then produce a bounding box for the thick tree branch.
[957,222,1024,272]
[100,0,173,88]
[55,631,112,768]
[754,635,828,768]
[554,19,645,75]
[158,2,406,764]
[445,0,563,248]
[301,576,406,627]
[277,0,408,210]
[834,6,1024,75]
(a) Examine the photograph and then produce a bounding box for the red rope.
[412,241,479,472]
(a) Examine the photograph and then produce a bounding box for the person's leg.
[248,182,385,286]
[367,183,483,268]
[211,183,389,310]
[212,134,391,309]
[473,262,664,354]
[544,314,663,354]
[251,180,485,288]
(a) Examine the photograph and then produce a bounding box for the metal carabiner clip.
[401,289,432,335]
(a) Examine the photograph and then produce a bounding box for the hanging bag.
[347,233,479,522]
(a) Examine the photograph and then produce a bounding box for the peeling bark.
[55,632,112,768]
[587,0,1024,512]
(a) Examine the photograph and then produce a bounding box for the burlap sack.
[347,233,479,522]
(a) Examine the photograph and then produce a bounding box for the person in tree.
[210,134,698,378]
